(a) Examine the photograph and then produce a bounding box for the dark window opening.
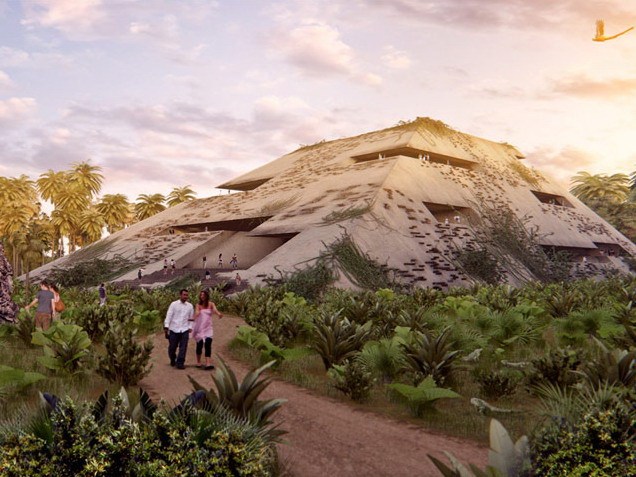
[166,216,272,234]
[531,191,573,208]
[422,202,475,224]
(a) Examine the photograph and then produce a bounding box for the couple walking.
[163,288,223,369]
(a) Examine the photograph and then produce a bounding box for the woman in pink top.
[192,289,223,369]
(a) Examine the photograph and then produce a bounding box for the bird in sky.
[593,19,634,41]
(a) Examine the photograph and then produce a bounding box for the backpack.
[55,299,65,313]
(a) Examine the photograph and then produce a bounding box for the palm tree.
[570,172,630,205]
[135,194,166,221]
[69,161,103,198]
[166,185,196,207]
[37,170,69,205]
[78,207,105,244]
[96,194,131,233]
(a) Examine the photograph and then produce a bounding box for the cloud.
[381,46,412,69]
[0,69,13,89]
[0,97,37,126]
[546,74,636,99]
[0,45,73,68]
[361,0,633,32]
[467,80,526,99]
[525,146,598,184]
[272,21,355,75]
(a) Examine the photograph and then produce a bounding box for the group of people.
[163,288,223,370]
[163,258,176,276]
[24,281,62,330]
[202,253,239,269]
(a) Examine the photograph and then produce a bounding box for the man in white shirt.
[164,289,194,369]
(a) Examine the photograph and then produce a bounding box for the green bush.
[310,310,372,370]
[532,405,636,476]
[401,328,459,386]
[96,320,153,387]
[388,377,460,417]
[473,368,520,399]
[31,322,91,374]
[526,348,582,390]
[329,358,373,402]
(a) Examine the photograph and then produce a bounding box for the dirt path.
[140,315,488,476]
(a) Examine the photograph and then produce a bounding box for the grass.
[227,339,539,443]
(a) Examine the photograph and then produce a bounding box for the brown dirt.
[140,314,488,476]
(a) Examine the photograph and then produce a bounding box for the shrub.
[310,310,372,370]
[280,259,335,301]
[96,320,153,387]
[473,368,520,399]
[358,336,406,383]
[455,248,503,285]
[532,405,636,476]
[31,322,91,374]
[526,348,582,390]
[329,358,373,402]
[401,327,459,386]
[388,377,460,417]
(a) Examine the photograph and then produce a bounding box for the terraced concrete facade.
[30,118,636,288]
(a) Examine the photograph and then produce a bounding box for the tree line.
[0,161,196,276]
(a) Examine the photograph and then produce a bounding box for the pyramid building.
[30,118,636,288]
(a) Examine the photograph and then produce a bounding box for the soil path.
[140,314,488,476]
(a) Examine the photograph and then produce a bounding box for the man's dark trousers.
[168,330,189,367]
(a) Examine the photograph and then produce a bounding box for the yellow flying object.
[593,19,634,41]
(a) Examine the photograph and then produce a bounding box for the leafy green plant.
[556,308,622,346]
[578,339,636,389]
[358,335,406,382]
[526,348,582,390]
[401,328,459,386]
[31,322,91,373]
[329,358,373,402]
[388,377,460,417]
[0,366,45,401]
[234,325,312,367]
[473,369,520,399]
[12,310,36,347]
[429,419,530,477]
[188,357,286,439]
[96,319,153,387]
[310,310,372,370]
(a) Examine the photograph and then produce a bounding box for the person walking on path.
[192,289,223,369]
[170,258,176,275]
[98,283,107,306]
[25,281,54,330]
[163,258,168,276]
[218,253,223,268]
[202,255,207,269]
[230,253,238,269]
[163,289,194,370]
[138,268,143,280]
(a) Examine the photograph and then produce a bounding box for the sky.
[0,0,635,201]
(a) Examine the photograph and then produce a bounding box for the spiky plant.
[310,310,372,370]
[579,339,636,389]
[359,335,406,382]
[188,357,286,439]
[401,327,460,386]
[388,377,460,417]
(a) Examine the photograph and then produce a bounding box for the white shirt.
[164,299,194,333]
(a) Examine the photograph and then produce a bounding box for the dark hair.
[50,284,59,293]
[179,289,189,295]
[198,289,210,307]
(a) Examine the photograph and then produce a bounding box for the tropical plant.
[166,185,196,207]
[578,339,636,389]
[188,357,286,438]
[31,322,91,373]
[429,419,531,477]
[96,319,153,387]
[388,377,460,417]
[401,327,460,386]
[234,325,313,367]
[310,310,372,370]
[135,193,166,220]
[473,368,520,399]
[0,366,45,401]
[526,348,582,390]
[570,171,630,204]
[329,358,373,402]
[96,193,132,233]
[358,334,406,382]
[12,310,36,347]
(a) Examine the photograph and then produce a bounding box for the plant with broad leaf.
[31,322,91,373]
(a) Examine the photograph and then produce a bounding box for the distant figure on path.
[205,270,211,281]
[163,289,194,370]
[202,255,207,269]
[192,289,223,370]
[25,281,54,330]
[98,283,107,306]
[235,273,242,287]
[230,253,238,269]
[170,258,176,275]
[218,253,223,268]
[163,258,168,276]
[138,268,143,280]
